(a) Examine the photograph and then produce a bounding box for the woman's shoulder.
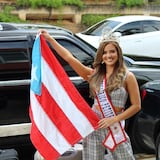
[126,71,135,77]
[125,71,137,83]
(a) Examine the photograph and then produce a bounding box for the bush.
[81,14,119,27]
[16,0,83,9]
[116,0,144,8]
[0,6,23,22]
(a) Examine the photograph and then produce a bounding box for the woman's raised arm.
[39,29,93,81]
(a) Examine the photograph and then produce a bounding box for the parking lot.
[73,144,156,160]
[135,154,155,160]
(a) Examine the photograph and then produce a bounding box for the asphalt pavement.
[33,144,156,160]
[74,144,156,160]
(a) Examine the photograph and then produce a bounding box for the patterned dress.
[82,73,135,160]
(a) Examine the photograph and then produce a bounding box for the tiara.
[99,27,121,43]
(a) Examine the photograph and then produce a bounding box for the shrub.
[116,0,144,8]
[0,6,23,22]
[81,14,119,27]
[16,0,83,9]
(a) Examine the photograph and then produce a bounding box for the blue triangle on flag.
[30,35,42,95]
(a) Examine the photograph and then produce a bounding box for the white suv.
[76,15,160,58]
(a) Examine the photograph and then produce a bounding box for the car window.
[83,20,120,36]
[116,21,141,36]
[0,49,29,63]
[142,20,160,32]
[0,40,30,63]
[0,40,31,80]
[49,39,94,76]
[0,23,18,31]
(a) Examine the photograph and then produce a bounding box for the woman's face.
[102,43,118,67]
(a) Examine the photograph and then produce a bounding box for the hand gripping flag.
[29,34,99,160]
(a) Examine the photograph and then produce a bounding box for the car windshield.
[82,20,121,36]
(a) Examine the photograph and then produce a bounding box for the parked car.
[0,25,160,159]
[7,22,69,31]
[134,80,160,160]
[76,15,160,58]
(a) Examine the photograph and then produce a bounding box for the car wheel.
[156,133,160,160]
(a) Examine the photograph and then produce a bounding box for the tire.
[156,133,160,160]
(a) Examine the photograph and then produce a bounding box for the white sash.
[96,78,127,151]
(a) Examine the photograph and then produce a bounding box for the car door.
[115,21,144,56]
[139,20,160,58]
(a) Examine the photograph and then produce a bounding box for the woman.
[39,29,141,160]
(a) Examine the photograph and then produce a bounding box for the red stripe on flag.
[36,84,82,144]
[30,107,60,160]
[40,36,99,128]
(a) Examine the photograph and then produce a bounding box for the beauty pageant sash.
[96,78,127,151]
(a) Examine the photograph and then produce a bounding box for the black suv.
[0,25,160,160]
[0,27,96,159]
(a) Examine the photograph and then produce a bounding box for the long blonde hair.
[89,41,127,96]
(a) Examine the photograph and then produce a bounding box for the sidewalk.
[135,154,156,160]
[74,144,156,160]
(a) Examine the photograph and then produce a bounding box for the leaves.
[16,0,83,9]
[116,0,144,8]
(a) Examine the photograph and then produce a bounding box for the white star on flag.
[31,65,38,82]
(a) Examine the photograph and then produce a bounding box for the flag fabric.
[29,34,99,160]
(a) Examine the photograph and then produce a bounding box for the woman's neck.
[106,66,114,78]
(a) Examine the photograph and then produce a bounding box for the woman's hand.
[98,116,118,129]
[38,29,52,42]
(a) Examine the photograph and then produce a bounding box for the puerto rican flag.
[29,34,99,160]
